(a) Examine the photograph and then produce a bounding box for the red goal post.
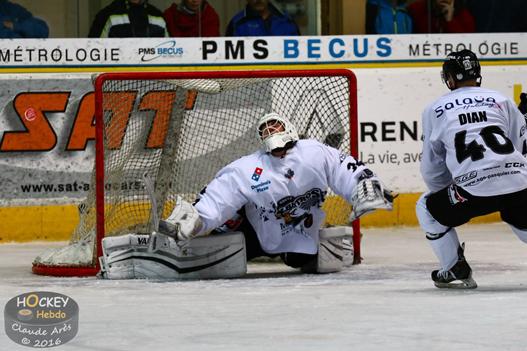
[32,69,360,277]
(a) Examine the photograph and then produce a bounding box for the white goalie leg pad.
[99,232,246,280]
[99,234,151,279]
[510,225,527,244]
[305,226,353,273]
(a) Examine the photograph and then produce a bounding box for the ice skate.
[431,244,477,289]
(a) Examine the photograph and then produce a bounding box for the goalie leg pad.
[99,234,151,279]
[301,226,352,273]
[99,232,246,280]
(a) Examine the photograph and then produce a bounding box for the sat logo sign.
[139,40,184,62]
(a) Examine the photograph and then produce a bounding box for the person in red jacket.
[408,0,475,33]
[164,0,219,37]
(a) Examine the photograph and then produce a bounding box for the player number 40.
[454,125,514,163]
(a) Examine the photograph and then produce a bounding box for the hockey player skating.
[416,49,527,289]
[99,112,395,279]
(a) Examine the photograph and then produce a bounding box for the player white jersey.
[194,139,369,255]
[421,86,527,196]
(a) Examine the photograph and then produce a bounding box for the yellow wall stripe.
[514,84,523,105]
[0,205,78,242]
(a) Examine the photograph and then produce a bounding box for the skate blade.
[434,277,478,289]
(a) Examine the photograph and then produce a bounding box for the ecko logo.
[139,40,184,62]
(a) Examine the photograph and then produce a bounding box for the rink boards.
[0,34,524,241]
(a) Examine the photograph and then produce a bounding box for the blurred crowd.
[0,0,526,39]
[87,0,299,38]
[366,0,527,34]
[0,0,48,38]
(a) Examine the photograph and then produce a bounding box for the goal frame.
[32,69,360,277]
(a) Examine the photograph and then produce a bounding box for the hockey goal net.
[32,69,360,276]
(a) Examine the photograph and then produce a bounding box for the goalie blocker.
[99,227,353,280]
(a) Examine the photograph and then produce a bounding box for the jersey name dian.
[194,139,369,254]
[421,86,527,196]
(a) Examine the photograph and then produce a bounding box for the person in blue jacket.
[226,0,299,37]
[0,0,49,38]
[366,0,413,34]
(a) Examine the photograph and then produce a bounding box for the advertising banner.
[0,78,94,204]
[0,33,525,69]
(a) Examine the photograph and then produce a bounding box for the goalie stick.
[142,172,195,245]
[142,172,160,233]
[141,172,181,251]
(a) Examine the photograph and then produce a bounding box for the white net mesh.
[33,72,356,275]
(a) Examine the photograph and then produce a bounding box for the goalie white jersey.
[421,86,527,196]
[194,139,369,255]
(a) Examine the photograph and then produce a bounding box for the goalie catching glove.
[158,196,204,241]
[349,176,397,222]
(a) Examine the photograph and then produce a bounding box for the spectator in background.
[408,0,475,33]
[0,0,48,38]
[366,0,413,34]
[164,0,219,37]
[226,0,299,37]
[466,0,527,33]
[89,0,167,37]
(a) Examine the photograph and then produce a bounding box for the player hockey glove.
[349,174,397,222]
[158,196,203,242]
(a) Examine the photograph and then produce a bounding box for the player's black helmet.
[441,49,481,89]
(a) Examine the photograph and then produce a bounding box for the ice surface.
[1,223,527,351]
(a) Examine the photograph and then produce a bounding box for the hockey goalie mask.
[257,113,299,153]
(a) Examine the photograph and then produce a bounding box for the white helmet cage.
[257,113,299,153]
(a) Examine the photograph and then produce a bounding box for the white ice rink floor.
[1,222,527,351]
